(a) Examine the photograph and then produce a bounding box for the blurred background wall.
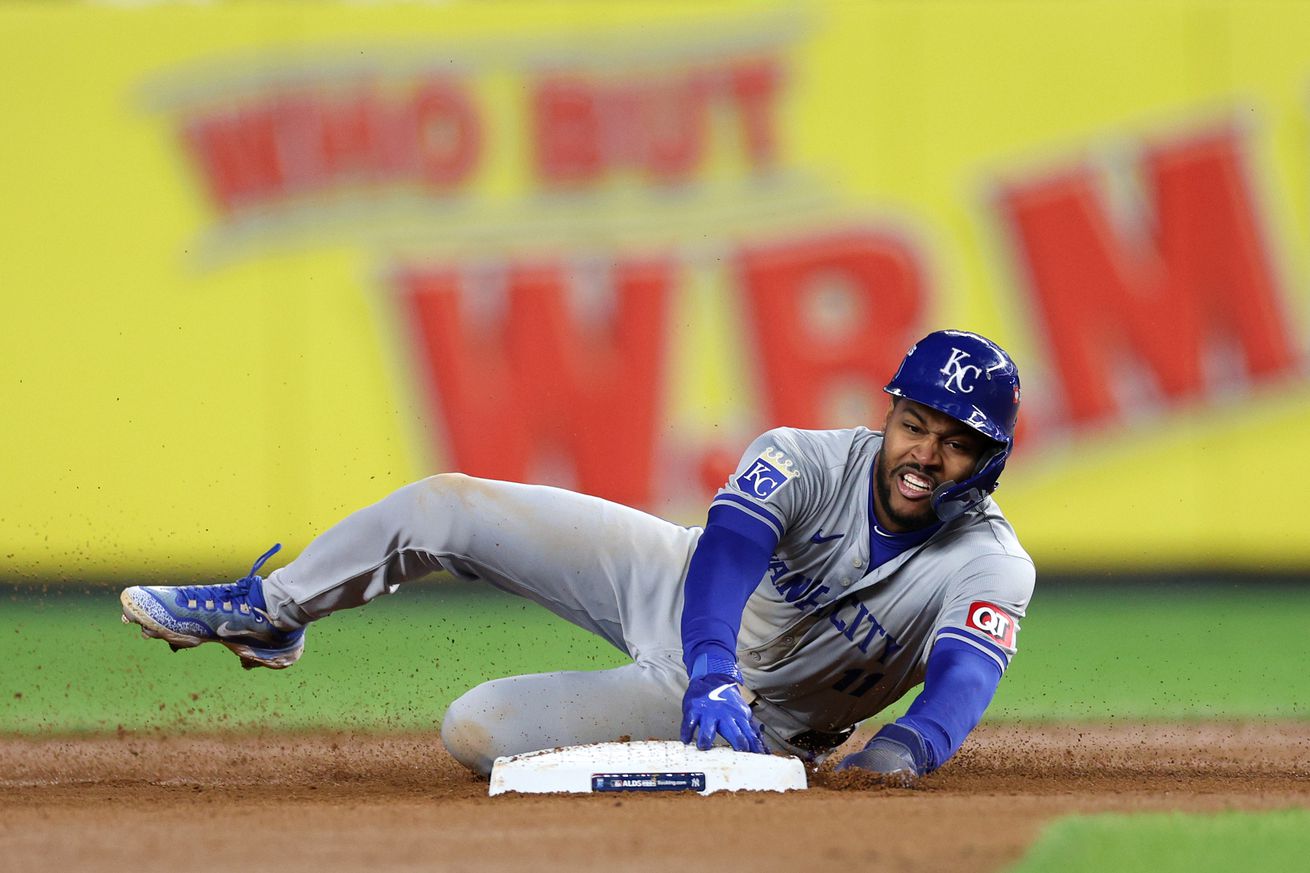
[3,0,1308,582]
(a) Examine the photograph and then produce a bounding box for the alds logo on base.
[966,601,1017,648]
[591,773,706,792]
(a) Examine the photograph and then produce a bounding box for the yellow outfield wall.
[2,1,1309,579]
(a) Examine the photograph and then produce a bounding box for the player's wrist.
[688,647,741,682]
[872,722,930,770]
[836,723,932,782]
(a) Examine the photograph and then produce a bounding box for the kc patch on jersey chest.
[734,446,799,499]
[965,601,1017,648]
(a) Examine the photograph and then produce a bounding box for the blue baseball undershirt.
[680,503,777,673]
[679,454,1003,770]
[885,636,1001,772]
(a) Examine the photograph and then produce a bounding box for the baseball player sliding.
[121,329,1033,784]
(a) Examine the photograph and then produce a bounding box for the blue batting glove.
[835,723,929,785]
[680,652,767,754]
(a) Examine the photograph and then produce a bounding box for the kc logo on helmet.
[940,347,983,394]
[965,601,1017,648]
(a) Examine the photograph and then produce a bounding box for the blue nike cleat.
[120,544,304,670]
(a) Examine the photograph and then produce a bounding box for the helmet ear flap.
[928,441,1009,522]
[930,481,974,523]
[972,440,1009,493]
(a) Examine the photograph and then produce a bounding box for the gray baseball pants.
[259,474,701,775]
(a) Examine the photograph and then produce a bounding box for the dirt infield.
[2,722,1307,872]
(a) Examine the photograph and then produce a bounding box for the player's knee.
[420,471,471,492]
[405,472,471,508]
[388,473,473,525]
[440,684,504,777]
[413,472,497,518]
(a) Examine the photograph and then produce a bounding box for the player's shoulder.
[966,499,1031,561]
[754,425,880,465]
[931,499,1035,579]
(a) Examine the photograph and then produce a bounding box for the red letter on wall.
[1001,130,1299,426]
[396,258,672,506]
[737,230,925,427]
[411,79,482,189]
[183,105,284,214]
[532,78,603,186]
[728,59,783,170]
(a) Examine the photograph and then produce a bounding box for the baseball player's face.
[874,399,988,531]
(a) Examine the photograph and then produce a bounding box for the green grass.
[1007,809,1310,873]
[990,582,1310,721]
[1,583,627,733]
[2,580,1308,733]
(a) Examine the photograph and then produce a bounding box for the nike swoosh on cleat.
[810,529,845,543]
[707,682,737,702]
[215,621,262,640]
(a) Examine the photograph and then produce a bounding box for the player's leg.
[258,473,696,658]
[440,656,687,776]
[122,474,697,666]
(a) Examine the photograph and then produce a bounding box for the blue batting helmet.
[884,329,1021,521]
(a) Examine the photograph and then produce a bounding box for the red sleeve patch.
[965,601,1017,648]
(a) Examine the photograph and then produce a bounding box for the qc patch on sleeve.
[964,601,1018,649]
[733,446,800,500]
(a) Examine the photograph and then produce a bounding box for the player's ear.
[883,397,898,429]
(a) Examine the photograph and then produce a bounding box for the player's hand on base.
[680,653,767,754]
[680,674,767,753]
[835,723,928,786]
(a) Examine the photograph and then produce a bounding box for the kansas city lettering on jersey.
[735,446,799,499]
[820,597,905,700]
[765,557,901,657]
[766,557,830,610]
[827,600,902,658]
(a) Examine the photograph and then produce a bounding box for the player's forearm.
[840,638,1002,778]
[679,508,776,673]
[893,638,1002,772]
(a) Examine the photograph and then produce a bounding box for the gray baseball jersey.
[257,426,1032,773]
[715,426,1034,739]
